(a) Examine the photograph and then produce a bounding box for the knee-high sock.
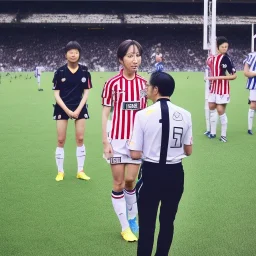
[248,109,255,130]
[76,145,86,172]
[220,113,228,137]
[210,110,218,135]
[112,191,129,231]
[55,147,64,172]
[124,188,138,219]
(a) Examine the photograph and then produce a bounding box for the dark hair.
[65,41,82,54]
[149,72,175,97]
[217,36,228,49]
[117,39,143,60]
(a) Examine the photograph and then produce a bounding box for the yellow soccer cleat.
[121,227,138,242]
[76,171,91,181]
[55,172,64,181]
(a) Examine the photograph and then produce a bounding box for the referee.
[129,72,193,256]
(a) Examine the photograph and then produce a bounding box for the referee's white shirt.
[128,100,192,164]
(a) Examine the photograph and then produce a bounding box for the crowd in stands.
[0,26,251,72]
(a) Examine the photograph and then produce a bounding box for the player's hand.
[103,142,113,159]
[67,110,75,119]
[73,109,81,119]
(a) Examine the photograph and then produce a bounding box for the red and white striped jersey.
[102,69,147,140]
[207,54,236,95]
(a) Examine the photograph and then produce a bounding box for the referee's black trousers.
[136,161,184,256]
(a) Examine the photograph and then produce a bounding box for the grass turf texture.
[0,71,255,256]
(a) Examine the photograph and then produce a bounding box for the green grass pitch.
[0,71,255,256]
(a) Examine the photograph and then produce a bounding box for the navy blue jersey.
[52,64,92,106]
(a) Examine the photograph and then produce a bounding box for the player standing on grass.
[53,41,92,182]
[243,52,256,135]
[204,50,218,136]
[34,65,45,91]
[101,40,147,242]
[206,36,237,142]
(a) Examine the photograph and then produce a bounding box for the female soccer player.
[101,40,147,242]
[206,36,237,142]
[243,52,256,135]
[53,41,92,181]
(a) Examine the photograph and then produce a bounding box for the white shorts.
[249,90,256,101]
[208,93,230,104]
[103,139,141,165]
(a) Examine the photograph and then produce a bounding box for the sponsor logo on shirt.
[123,101,140,110]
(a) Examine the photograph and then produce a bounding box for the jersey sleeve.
[52,70,61,90]
[223,55,236,75]
[244,53,255,68]
[128,112,143,151]
[101,80,113,107]
[84,72,93,89]
[183,113,193,146]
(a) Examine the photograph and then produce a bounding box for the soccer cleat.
[219,136,227,143]
[208,134,216,139]
[76,171,90,180]
[55,172,64,181]
[204,131,210,136]
[121,227,138,242]
[128,217,139,234]
[248,130,253,135]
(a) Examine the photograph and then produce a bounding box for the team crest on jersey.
[140,89,147,98]
[61,78,66,82]
[172,112,183,121]
[81,77,86,83]
[58,115,61,119]
[123,101,140,110]
[110,157,122,164]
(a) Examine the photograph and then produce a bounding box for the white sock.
[76,145,86,172]
[112,191,129,231]
[220,113,228,137]
[55,147,64,173]
[124,188,138,220]
[210,110,217,135]
[205,108,210,132]
[248,109,255,130]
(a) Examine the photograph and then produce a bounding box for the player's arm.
[129,112,143,160]
[102,80,114,158]
[183,115,193,156]
[52,70,73,117]
[207,56,237,81]
[244,63,256,78]
[54,90,73,117]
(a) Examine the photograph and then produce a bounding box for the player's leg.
[248,90,256,134]
[124,164,140,234]
[55,120,68,181]
[208,94,217,138]
[137,162,160,256]
[155,163,184,256]
[204,99,210,135]
[217,103,228,142]
[75,118,90,180]
[37,75,41,91]
[111,164,137,241]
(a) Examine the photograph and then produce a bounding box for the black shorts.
[53,104,89,120]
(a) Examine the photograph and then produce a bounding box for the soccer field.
[0,71,255,256]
